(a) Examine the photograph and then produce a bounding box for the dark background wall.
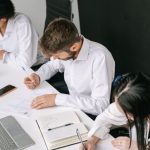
[78,0,150,75]
[45,0,71,29]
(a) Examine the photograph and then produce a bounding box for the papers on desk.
[36,111,88,150]
[0,85,57,117]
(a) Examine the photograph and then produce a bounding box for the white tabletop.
[0,61,93,150]
[0,61,116,150]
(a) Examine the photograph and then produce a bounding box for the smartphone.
[0,85,16,97]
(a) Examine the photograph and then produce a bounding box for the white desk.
[0,61,116,150]
[0,61,94,150]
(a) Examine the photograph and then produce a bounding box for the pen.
[48,123,73,131]
[76,128,86,150]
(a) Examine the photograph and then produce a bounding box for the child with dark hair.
[0,0,38,68]
[80,72,150,150]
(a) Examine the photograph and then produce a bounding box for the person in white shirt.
[24,18,115,115]
[0,0,38,69]
[81,72,150,150]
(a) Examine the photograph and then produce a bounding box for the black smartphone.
[0,85,16,97]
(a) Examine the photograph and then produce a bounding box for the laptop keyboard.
[0,123,18,150]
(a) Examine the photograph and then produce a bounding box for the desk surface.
[0,61,116,150]
[0,62,93,150]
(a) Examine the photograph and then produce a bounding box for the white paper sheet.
[0,85,57,117]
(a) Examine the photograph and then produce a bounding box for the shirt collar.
[76,36,90,61]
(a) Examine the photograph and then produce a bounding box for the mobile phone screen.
[0,85,16,97]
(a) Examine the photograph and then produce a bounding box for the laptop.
[0,116,35,150]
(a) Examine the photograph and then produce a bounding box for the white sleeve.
[88,103,127,139]
[55,54,115,115]
[36,60,65,83]
[3,15,38,68]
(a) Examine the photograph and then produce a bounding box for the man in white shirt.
[24,18,115,115]
[0,0,38,69]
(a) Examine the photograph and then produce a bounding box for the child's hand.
[112,136,138,150]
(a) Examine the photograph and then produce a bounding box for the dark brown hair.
[40,18,80,56]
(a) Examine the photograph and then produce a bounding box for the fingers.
[79,144,84,150]
[111,136,130,149]
[31,96,46,109]
[24,77,35,89]
[24,73,40,89]
[31,94,56,109]
[30,74,38,85]
[79,142,94,150]
[112,140,122,146]
[79,144,87,150]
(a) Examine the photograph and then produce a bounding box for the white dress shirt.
[88,103,127,139]
[36,37,115,115]
[0,13,38,68]
[88,102,150,145]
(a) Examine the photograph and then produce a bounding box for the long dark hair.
[112,72,150,150]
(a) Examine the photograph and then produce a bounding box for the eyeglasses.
[76,128,86,150]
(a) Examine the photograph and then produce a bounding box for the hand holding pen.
[79,134,100,150]
[24,73,40,89]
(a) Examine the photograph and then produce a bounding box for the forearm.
[88,135,100,145]
[55,93,109,115]
[3,51,36,68]
[36,64,55,83]
[36,61,62,83]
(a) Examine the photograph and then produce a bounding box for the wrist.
[89,135,100,145]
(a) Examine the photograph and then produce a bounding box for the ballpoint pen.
[48,123,73,131]
[76,128,86,150]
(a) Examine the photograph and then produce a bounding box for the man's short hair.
[40,18,80,56]
[0,0,15,20]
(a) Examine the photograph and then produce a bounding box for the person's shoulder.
[85,38,111,58]
[13,13,31,26]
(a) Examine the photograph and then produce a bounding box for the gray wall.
[12,0,46,37]
[12,0,80,36]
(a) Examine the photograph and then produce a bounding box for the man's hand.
[112,136,138,150]
[31,94,57,109]
[0,50,5,59]
[24,73,40,89]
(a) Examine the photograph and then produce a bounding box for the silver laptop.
[0,116,35,150]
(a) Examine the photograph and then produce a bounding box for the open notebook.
[36,111,88,150]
